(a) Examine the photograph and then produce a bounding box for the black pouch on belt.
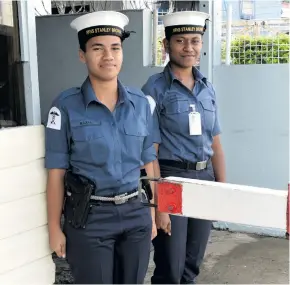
[64,171,95,229]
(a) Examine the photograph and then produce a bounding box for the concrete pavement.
[145,230,289,284]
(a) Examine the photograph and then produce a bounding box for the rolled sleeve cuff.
[45,151,69,169]
[141,144,157,165]
[213,127,222,137]
[153,131,162,144]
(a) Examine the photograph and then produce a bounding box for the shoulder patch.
[46,106,61,130]
[146,95,156,115]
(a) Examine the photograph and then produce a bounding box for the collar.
[81,77,133,108]
[163,63,207,88]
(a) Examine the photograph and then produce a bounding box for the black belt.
[159,159,209,171]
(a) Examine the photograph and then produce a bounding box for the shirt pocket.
[164,93,189,115]
[200,99,216,133]
[162,93,189,133]
[72,124,104,141]
[70,122,108,166]
[122,119,148,160]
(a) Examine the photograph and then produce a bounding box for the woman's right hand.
[49,226,66,258]
[155,211,171,236]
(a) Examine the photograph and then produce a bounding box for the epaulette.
[202,77,210,87]
[203,78,214,91]
[147,72,163,86]
[125,86,147,99]
[58,87,81,101]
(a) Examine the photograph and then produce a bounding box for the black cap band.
[165,24,206,39]
[78,25,133,46]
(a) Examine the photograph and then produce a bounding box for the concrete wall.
[213,64,289,190]
[35,10,163,123]
[0,125,55,284]
[212,64,289,237]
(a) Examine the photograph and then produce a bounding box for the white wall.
[212,64,289,237]
[0,0,13,26]
[0,126,55,284]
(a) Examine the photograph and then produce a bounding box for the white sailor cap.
[70,11,131,47]
[162,11,210,39]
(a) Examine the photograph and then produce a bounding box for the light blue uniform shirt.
[142,64,221,163]
[45,77,157,196]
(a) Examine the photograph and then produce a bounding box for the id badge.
[189,104,202,136]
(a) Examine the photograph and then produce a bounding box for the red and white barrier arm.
[154,177,289,238]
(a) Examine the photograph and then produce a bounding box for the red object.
[287,183,290,239]
[157,181,183,214]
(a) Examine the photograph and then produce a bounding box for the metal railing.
[221,18,290,65]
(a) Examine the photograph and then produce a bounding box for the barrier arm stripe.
[156,177,289,237]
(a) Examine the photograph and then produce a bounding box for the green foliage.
[222,34,290,65]
[157,38,164,66]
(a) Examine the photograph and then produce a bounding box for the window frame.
[239,0,256,20]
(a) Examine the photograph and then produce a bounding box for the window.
[240,0,255,20]
[0,1,26,128]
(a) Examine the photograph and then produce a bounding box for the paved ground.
[54,230,289,284]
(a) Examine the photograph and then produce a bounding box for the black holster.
[63,171,95,229]
[140,169,153,201]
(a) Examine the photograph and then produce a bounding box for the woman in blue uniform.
[45,11,157,284]
[142,11,226,284]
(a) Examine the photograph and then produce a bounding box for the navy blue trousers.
[63,198,152,284]
[151,163,215,284]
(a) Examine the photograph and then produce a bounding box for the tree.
[173,0,199,11]
[51,0,158,15]
[156,0,199,12]
[40,0,199,15]
[52,1,114,14]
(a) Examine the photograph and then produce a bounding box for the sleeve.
[141,100,157,165]
[212,88,222,137]
[44,100,70,169]
[142,81,162,145]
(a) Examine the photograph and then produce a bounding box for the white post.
[212,0,223,67]
[199,0,213,82]
[225,3,232,65]
[17,0,41,125]
[152,7,158,66]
